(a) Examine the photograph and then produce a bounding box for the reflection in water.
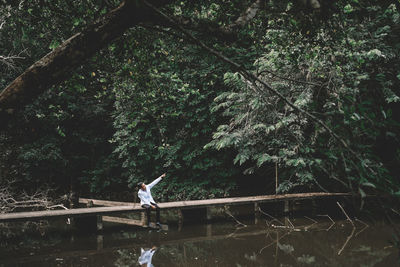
[0,218,399,266]
[138,247,157,267]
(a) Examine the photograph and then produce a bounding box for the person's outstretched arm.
[147,173,166,189]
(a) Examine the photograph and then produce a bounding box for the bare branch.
[0,0,174,115]
[0,182,60,213]
[0,53,26,70]
[336,201,354,227]
[338,227,355,255]
[258,207,284,225]
[225,207,248,227]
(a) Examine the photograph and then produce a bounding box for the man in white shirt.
[137,173,166,227]
[138,247,157,267]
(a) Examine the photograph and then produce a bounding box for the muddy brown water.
[0,215,399,267]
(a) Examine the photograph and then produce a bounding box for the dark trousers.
[142,202,160,224]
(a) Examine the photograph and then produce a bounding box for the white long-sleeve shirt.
[138,248,156,267]
[138,177,162,206]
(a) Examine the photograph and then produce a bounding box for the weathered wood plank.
[79,198,137,207]
[0,206,140,222]
[102,216,143,226]
[82,192,350,209]
[158,192,350,209]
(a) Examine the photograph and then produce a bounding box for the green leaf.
[361,182,376,188]
[73,18,80,26]
[49,40,60,50]
[344,4,354,14]
[234,153,249,165]
[359,187,366,198]
[256,154,272,167]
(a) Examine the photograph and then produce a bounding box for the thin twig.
[354,218,369,237]
[316,214,336,231]
[336,202,354,227]
[225,208,248,227]
[338,227,355,255]
[303,221,317,231]
[391,208,400,216]
[317,214,334,223]
[47,204,68,210]
[304,216,317,223]
[258,207,284,225]
[259,231,290,254]
[354,218,368,227]
[286,218,295,228]
[354,224,368,237]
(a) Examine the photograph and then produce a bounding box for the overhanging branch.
[0,0,173,115]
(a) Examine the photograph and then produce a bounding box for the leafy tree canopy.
[0,0,399,202]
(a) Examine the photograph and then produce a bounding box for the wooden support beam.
[97,215,103,231]
[97,235,103,250]
[206,207,212,221]
[140,212,146,226]
[0,205,140,222]
[102,216,143,226]
[254,203,260,224]
[177,209,183,231]
[284,200,289,214]
[206,223,212,237]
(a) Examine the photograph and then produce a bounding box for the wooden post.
[312,199,317,216]
[97,234,103,250]
[97,215,103,231]
[177,209,183,231]
[183,243,187,263]
[141,211,146,226]
[284,200,289,227]
[275,231,279,265]
[206,223,212,237]
[206,207,212,221]
[284,200,289,213]
[254,203,260,225]
[206,206,212,236]
[275,162,278,194]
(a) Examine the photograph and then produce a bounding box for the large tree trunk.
[0,0,172,116]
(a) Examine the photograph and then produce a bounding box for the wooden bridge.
[0,192,350,229]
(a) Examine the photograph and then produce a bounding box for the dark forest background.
[1,0,399,204]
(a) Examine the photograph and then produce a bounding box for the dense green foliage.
[0,0,122,195]
[111,27,240,200]
[207,1,400,195]
[1,0,399,201]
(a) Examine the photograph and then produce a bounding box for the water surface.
[0,217,398,266]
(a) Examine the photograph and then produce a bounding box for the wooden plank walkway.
[0,205,140,222]
[80,192,350,209]
[0,192,350,223]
